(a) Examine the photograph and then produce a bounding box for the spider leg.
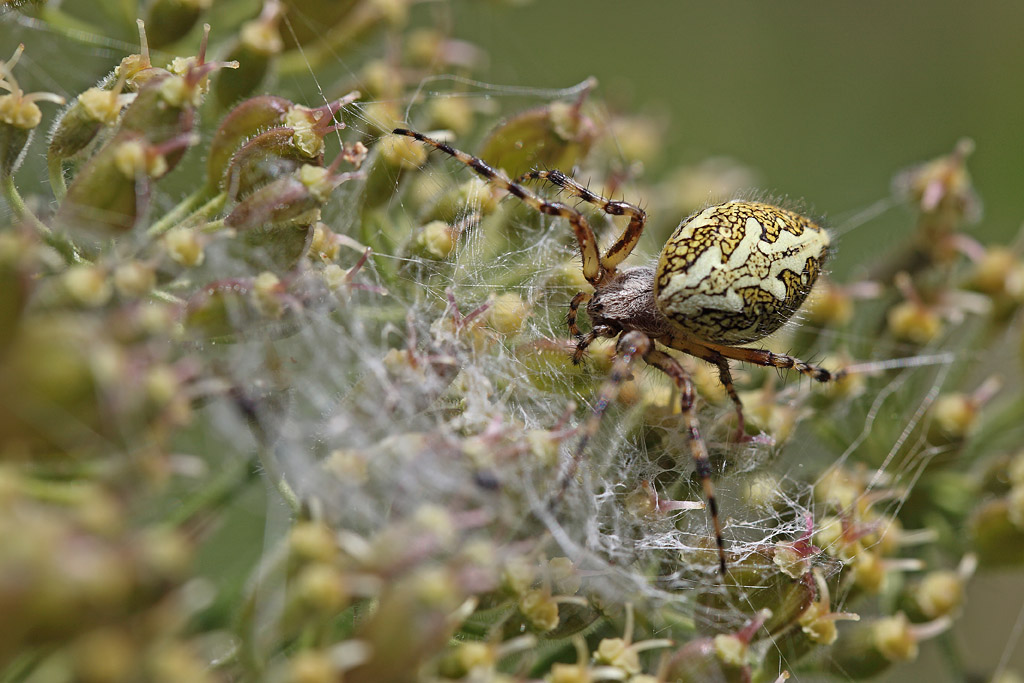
[393,129,603,286]
[555,330,651,498]
[518,169,647,272]
[702,341,845,384]
[567,291,591,338]
[572,325,616,364]
[643,348,728,576]
[712,357,750,441]
[658,332,752,442]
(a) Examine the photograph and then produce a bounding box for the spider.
[394,127,844,575]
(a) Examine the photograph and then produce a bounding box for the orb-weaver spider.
[394,127,844,575]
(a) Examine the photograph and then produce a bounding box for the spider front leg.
[643,348,729,576]
[393,128,605,285]
[517,169,647,272]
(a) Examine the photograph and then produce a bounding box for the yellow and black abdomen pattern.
[653,201,829,345]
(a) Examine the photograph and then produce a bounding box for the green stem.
[146,188,221,238]
[200,217,227,234]
[47,157,67,203]
[17,477,95,505]
[1,174,84,265]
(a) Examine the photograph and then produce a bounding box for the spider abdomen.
[653,201,829,345]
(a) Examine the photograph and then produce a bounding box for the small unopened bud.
[289,650,335,683]
[970,246,1018,296]
[64,264,113,307]
[487,292,529,335]
[928,377,998,445]
[113,261,156,298]
[414,220,456,260]
[437,641,495,679]
[887,300,942,344]
[379,132,429,169]
[427,97,475,136]
[519,590,559,632]
[928,392,977,443]
[915,569,965,619]
[145,0,211,49]
[72,628,137,683]
[164,227,205,267]
[831,612,950,678]
[289,521,338,563]
[294,563,349,613]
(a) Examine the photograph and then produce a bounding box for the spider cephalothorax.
[394,127,841,575]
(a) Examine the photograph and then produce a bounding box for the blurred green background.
[452,0,1024,278]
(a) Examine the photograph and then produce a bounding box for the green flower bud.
[413,220,456,260]
[487,292,529,335]
[206,94,293,187]
[518,589,559,632]
[57,132,195,237]
[292,562,349,613]
[113,260,157,298]
[218,93,359,198]
[478,86,598,179]
[145,0,212,49]
[887,300,942,345]
[971,497,1024,567]
[663,626,756,683]
[437,641,495,679]
[280,0,359,49]
[289,521,339,564]
[829,612,950,679]
[215,2,285,108]
[63,264,113,308]
[225,162,361,232]
[72,628,137,683]
[48,74,128,163]
[288,650,336,683]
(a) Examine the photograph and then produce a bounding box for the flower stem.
[1,174,84,264]
[147,188,223,238]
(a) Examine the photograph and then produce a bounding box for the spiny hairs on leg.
[392,128,604,285]
[516,169,647,272]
